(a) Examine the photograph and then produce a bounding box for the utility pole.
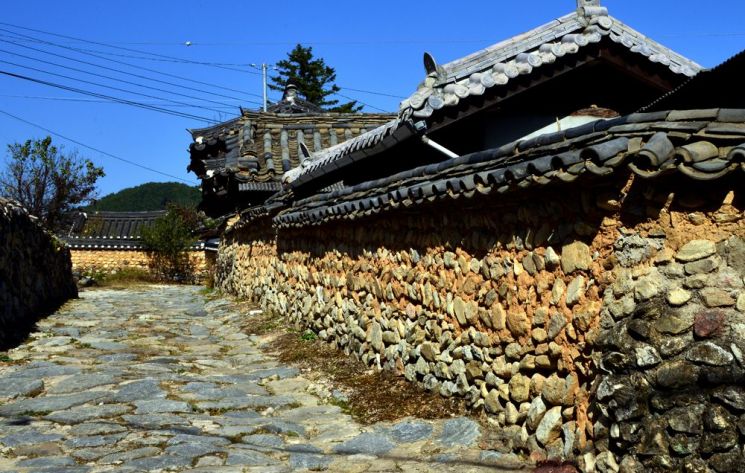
[250,63,270,112]
[262,63,268,112]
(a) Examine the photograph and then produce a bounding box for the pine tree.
[269,44,362,113]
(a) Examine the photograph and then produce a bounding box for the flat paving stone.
[0,286,520,473]
[0,430,63,447]
[386,419,434,443]
[332,432,395,456]
[0,378,44,399]
[69,422,127,436]
[225,448,280,466]
[121,413,193,429]
[133,399,192,414]
[123,454,193,470]
[47,373,118,394]
[112,379,166,402]
[439,417,481,447]
[16,456,76,468]
[99,446,162,464]
[44,404,132,424]
[64,433,127,448]
[0,391,108,416]
[5,363,80,379]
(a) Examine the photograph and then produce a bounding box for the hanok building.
[187,84,394,217]
[281,0,702,198]
[203,2,745,470]
[60,210,207,275]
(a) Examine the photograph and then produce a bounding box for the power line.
[0,94,239,108]
[333,92,389,113]
[0,22,260,75]
[0,108,198,184]
[0,48,246,111]
[0,30,263,97]
[0,58,231,115]
[0,69,219,123]
[338,86,406,99]
[0,37,262,104]
[0,28,404,105]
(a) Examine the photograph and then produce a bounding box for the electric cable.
[0,30,263,97]
[0,59,230,115]
[0,70,219,123]
[0,108,198,184]
[0,37,261,104]
[0,47,247,109]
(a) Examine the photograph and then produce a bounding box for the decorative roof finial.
[282,82,298,103]
[577,0,600,9]
[577,0,606,18]
[423,52,439,76]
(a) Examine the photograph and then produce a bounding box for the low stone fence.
[215,174,744,470]
[70,248,208,279]
[0,198,77,349]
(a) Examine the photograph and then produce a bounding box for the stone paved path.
[0,286,527,472]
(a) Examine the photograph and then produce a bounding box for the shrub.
[140,205,199,282]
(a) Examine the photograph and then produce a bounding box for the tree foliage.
[269,44,362,113]
[0,136,104,230]
[87,182,200,212]
[140,204,200,282]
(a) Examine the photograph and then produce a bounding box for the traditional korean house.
[61,210,206,275]
[187,84,394,217]
[282,0,702,198]
[211,3,745,469]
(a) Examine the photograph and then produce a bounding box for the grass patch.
[19,410,52,417]
[236,308,467,425]
[86,268,157,288]
[300,330,317,342]
[0,353,13,363]
[269,331,467,424]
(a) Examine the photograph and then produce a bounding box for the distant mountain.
[87,182,201,212]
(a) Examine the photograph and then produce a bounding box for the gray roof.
[401,6,701,119]
[275,108,745,228]
[283,3,701,187]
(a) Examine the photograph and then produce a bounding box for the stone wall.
[71,249,209,279]
[0,199,77,349]
[215,174,744,468]
[70,249,152,273]
[594,228,745,468]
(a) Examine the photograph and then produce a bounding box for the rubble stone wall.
[0,199,77,349]
[70,249,151,273]
[215,174,744,469]
[71,249,208,278]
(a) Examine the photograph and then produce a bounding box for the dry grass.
[86,268,157,288]
[242,310,467,425]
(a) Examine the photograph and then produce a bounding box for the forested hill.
[87,182,201,211]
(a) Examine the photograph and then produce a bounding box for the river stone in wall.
[0,198,77,349]
[596,235,745,472]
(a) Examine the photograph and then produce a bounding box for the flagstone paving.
[0,285,527,472]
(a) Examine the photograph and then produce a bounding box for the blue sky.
[1,0,744,197]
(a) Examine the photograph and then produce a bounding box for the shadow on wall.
[1,199,78,351]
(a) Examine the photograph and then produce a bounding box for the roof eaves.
[400,9,702,119]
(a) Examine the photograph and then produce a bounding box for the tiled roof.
[643,49,745,112]
[401,7,701,119]
[282,118,415,187]
[273,108,745,228]
[59,210,200,250]
[282,4,702,188]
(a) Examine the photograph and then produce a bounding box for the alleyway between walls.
[0,286,528,472]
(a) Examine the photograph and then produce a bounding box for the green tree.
[140,204,200,282]
[269,44,362,113]
[0,136,104,230]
